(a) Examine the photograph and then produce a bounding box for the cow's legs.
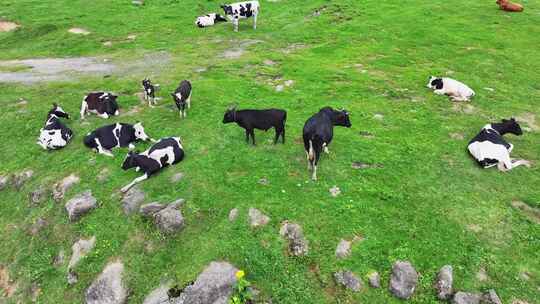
[99,112,109,119]
[187,92,191,109]
[511,159,532,169]
[249,129,256,145]
[274,127,282,144]
[80,101,87,119]
[245,129,250,143]
[121,173,148,193]
[233,16,239,32]
[281,127,285,143]
[497,158,531,172]
[323,143,329,154]
[253,14,257,29]
[508,143,514,153]
[95,139,114,157]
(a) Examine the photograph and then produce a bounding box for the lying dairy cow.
[83,122,154,157]
[221,1,260,32]
[427,76,475,102]
[195,13,227,28]
[468,118,531,172]
[37,103,73,150]
[120,137,185,193]
[80,92,120,119]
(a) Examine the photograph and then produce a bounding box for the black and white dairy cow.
[84,122,154,157]
[80,92,120,119]
[142,78,159,107]
[37,103,73,150]
[303,107,352,180]
[427,76,475,102]
[221,1,260,32]
[171,80,192,118]
[120,137,185,193]
[195,13,228,28]
[468,118,531,172]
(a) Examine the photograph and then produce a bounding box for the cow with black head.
[223,106,287,145]
[468,118,531,171]
[37,103,73,150]
[80,92,120,119]
[303,107,352,180]
[142,78,159,107]
[220,1,260,32]
[120,137,185,193]
[83,122,154,157]
[171,80,192,118]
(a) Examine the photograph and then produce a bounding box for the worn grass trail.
[0,0,539,303]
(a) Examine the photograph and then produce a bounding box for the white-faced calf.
[303,107,352,180]
[171,80,192,118]
[142,78,159,107]
[83,122,154,157]
[468,118,531,172]
[120,137,185,193]
[222,107,287,145]
[80,92,120,119]
[37,103,73,150]
[221,1,259,32]
[195,13,228,28]
[427,76,475,102]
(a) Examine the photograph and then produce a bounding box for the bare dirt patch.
[516,113,539,132]
[68,27,90,35]
[0,265,18,298]
[0,52,171,84]
[511,201,540,224]
[0,21,19,32]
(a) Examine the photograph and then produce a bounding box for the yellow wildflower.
[235,270,245,279]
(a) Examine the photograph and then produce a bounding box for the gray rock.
[154,203,184,234]
[481,289,502,304]
[279,222,309,256]
[275,84,284,92]
[67,271,78,285]
[389,261,418,299]
[68,236,96,270]
[453,292,481,304]
[334,270,362,292]
[248,208,270,228]
[170,172,184,183]
[435,265,453,300]
[13,169,33,189]
[140,203,166,217]
[97,169,109,183]
[121,186,145,215]
[143,283,171,304]
[65,190,97,222]
[368,272,381,288]
[335,239,351,259]
[29,186,48,205]
[228,208,239,222]
[169,199,185,209]
[52,174,80,202]
[52,249,65,267]
[29,217,48,235]
[0,175,9,191]
[171,261,238,304]
[258,178,269,185]
[85,261,127,304]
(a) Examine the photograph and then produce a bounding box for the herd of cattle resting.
[37,0,532,191]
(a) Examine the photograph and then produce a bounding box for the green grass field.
[1,0,539,303]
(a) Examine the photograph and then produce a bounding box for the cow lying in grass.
[468,118,531,171]
[195,13,227,28]
[84,122,154,157]
[221,1,259,32]
[80,92,120,119]
[427,76,475,102]
[496,0,524,12]
[222,107,287,145]
[303,107,352,180]
[37,103,73,150]
[120,137,185,193]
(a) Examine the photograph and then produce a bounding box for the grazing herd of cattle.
[36,0,532,190]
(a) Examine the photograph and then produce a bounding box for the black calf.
[222,107,287,145]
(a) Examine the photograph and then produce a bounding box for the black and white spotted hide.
[195,13,228,28]
[120,137,185,192]
[83,122,154,157]
[467,118,531,171]
[37,103,73,150]
[80,92,120,119]
[142,78,158,107]
[171,80,192,118]
[221,1,260,32]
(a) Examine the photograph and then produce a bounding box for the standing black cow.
[120,137,185,192]
[222,107,287,145]
[37,103,73,150]
[171,80,192,118]
[303,107,352,180]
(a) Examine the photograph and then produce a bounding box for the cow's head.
[221,4,233,15]
[133,122,152,141]
[49,103,70,119]
[122,150,139,170]
[101,93,119,115]
[215,13,228,22]
[222,106,237,123]
[334,109,352,128]
[427,76,443,90]
[500,118,523,136]
[142,78,151,88]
